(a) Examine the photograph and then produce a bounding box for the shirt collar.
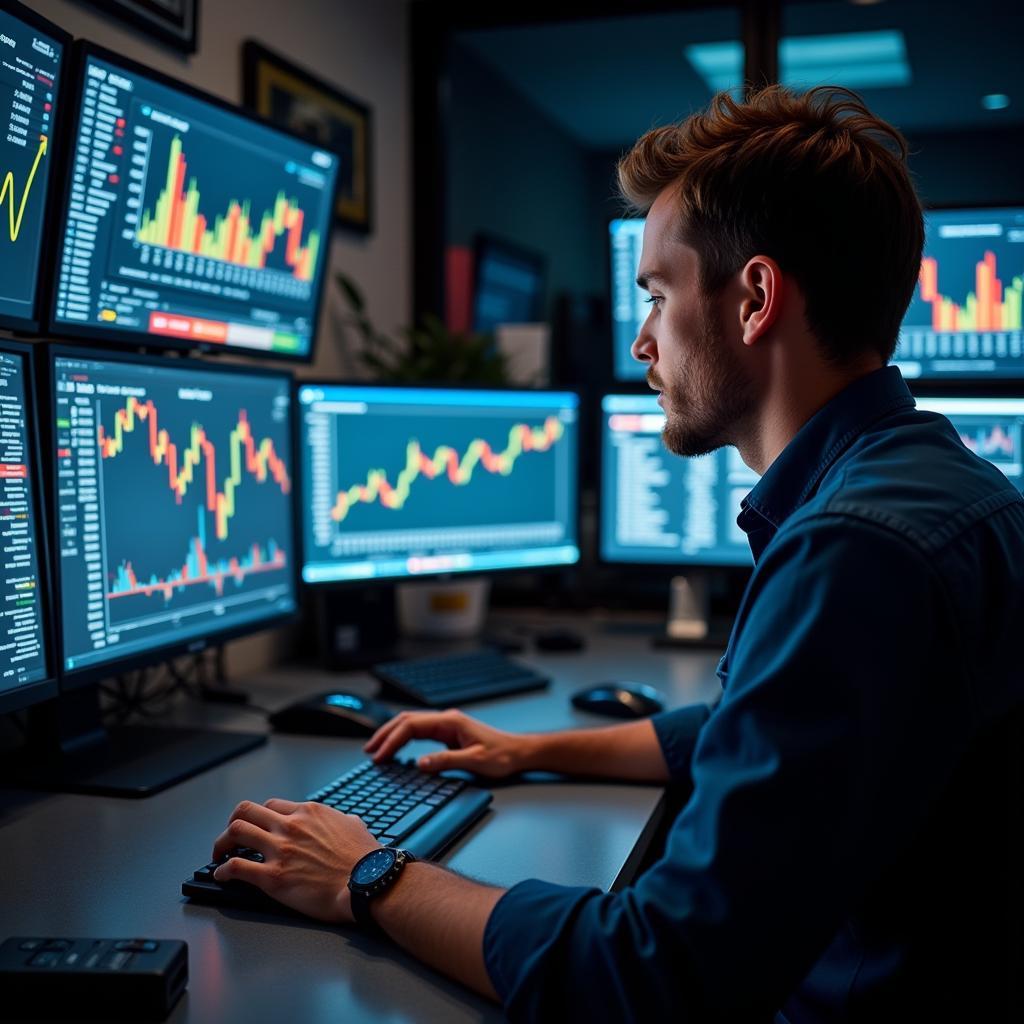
[737,365,915,549]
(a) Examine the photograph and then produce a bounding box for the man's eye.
[645,296,662,307]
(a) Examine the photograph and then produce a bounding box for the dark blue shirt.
[483,366,1024,1021]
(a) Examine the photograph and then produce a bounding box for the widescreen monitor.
[48,44,339,360]
[298,384,579,584]
[609,218,647,381]
[895,206,1024,380]
[600,393,754,568]
[916,395,1024,491]
[51,348,297,685]
[471,235,546,335]
[0,1,68,332]
[0,341,55,712]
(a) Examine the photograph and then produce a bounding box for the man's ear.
[739,256,785,348]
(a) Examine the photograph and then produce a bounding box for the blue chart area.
[329,414,568,533]
[0,10,62,323]
[300,389,579,582]
[55,358,296,671]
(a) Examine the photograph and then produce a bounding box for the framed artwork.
[74,0,198,53]
[243,40,373,235]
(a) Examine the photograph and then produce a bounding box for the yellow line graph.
[0,136,48,243]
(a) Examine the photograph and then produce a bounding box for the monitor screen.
[471,236,546,335]
[916,396,1024,491]
[48,46,339,360]
[895,207,1024,380]
[0,2,66,331]
[600,394,755,567]
[0,343,53,709]
[609,218,647,381]
[52,349,297,680]
[298,384,579,583]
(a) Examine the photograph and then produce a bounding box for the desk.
[0,616,722,1023]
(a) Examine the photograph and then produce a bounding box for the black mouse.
[570,682,666,719]
[269,692,394,737]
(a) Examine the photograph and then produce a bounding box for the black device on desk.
[183,759,491,911]
[269,691,393,737]
[372,648,549,707]
[572,682,666,719]
[0,936,188,1021]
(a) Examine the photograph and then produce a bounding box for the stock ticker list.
[0,352,46,691]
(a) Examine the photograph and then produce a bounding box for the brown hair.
[617,85,924,364]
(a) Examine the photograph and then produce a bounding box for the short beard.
[660,298,754,458]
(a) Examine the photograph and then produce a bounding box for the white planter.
[395,578,491,639]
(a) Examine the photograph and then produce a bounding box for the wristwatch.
[348,847,417,932]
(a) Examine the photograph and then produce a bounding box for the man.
[212,87,1023,1020]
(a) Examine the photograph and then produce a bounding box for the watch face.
[352,848,397,886]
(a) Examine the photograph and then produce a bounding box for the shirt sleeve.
[483,516,972,1021]
[651,702,712,781]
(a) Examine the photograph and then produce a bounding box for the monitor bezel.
[294,377,583,588]
[595,385,755,575]
[0,340,58,712]
[0,0,72,335]
[471,233,548,334]
[41,40,342,364]
[46,344,301,690]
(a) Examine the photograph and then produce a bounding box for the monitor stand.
[652,574,733,650]
[6,686,265,798]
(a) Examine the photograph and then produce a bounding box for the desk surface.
[1,615,721,1023]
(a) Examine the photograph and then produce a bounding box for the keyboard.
[182,759,491,911]
[372,648,549,707]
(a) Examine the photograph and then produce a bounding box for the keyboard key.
[385,803,434,840]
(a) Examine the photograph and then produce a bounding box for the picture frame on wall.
[74,0,199,53]
[242,40,373,235]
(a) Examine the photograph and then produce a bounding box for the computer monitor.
[895,206,1024,380]
[915,395,1024,491]
[298,383,579,585]
[0,1,69,332]
[0,341,56,712]
[51,347,298,683]
[471,235,546,335]
[600,393,753,643]
[609,218,647,381]
[47,43,339,360]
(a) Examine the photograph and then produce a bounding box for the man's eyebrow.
[636,271,667,291]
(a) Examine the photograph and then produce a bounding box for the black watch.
[348,847,417,932]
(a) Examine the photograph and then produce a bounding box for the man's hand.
[211,799,380,923]
[364,709,533,778]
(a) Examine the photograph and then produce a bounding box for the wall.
[446,39,595,320]
[30,0,412,676]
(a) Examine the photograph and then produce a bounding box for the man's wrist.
[516,732,546,772]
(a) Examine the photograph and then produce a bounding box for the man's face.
[631,188,755,457]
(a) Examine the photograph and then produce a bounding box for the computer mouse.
[570,682,666,719]
[268,692,394,737]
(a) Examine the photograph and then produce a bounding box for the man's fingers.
[211,818,272,861]
[418,744,485,774]
[264,798,301,814]
[213,855,274,889]
[227,799,284,832]
[368,713,461,762]
[364,711,419,752]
